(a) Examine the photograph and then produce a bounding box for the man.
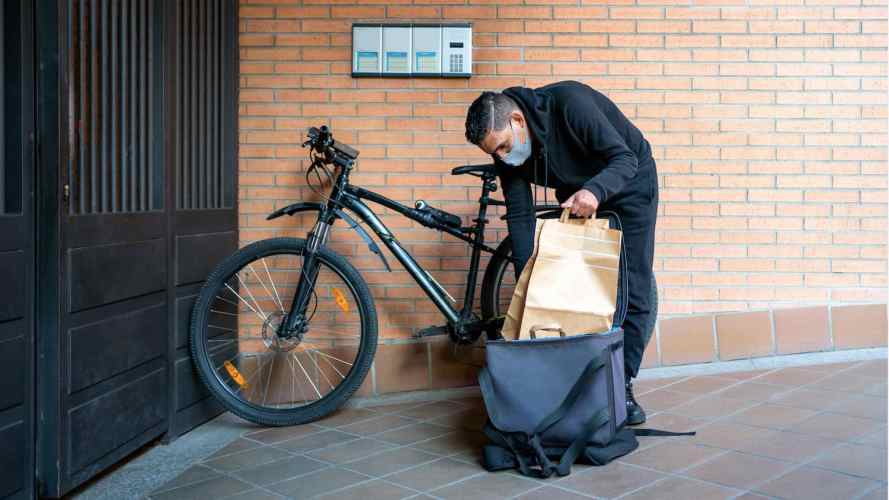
[464,80,658,425]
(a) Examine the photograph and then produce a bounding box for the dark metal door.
[34,0,238,495]
[167,0,239,438]
[0,2,36,498]
[46,0,169,495]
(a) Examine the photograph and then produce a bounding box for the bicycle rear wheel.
[190,237,377,426]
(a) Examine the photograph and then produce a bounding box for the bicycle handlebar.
[305,126,360,166]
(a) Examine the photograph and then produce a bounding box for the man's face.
[478,110,528,162]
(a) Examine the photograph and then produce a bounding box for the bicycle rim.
[196,246,369,415]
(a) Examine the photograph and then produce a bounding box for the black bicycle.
[190,125,657,426]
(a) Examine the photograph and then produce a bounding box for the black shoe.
[625,380,646,426]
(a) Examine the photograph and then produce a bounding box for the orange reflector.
[224,360,248,388]
[332,288,349,313]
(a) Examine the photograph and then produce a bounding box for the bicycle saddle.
[451,164,497,177]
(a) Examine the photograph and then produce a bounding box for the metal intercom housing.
[352,23,472,78]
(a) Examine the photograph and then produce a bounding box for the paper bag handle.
[529,325,567,339]
[559,208,600,227]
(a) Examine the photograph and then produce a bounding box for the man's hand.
[561,189,599,218]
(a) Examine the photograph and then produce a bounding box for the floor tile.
[807,373,885,395]
[202,446,292,473]
[728,403,819,429]
[666,376,739,395]
[800,361,860,372]
[858,485,888,500]
[275,429,359,453]
[363,401,428,415]
[633,376,688,394]
[206,438,265,460]
[770,388,846,411]
[338,414,418,436]
[316,479,418,500]
[860,380,888,397]
[683,451,792,489]
[637,389,699,412]
[150,476,254,500]
[689,421,764,450]
[717,369,772,381]
[222,489,286,500]
[717,382,789,402]
[824,393,888,422]
[810,443,888,481]
[427,408,487,431]
[374,422,454,446]
[396,400,467,420]
[620,441,726,473]
[409,429,488,456]
[266,467,371,499]
[313,408,379,428]
[514,485,594,499]
[231,455,328,485]
[244,424,326,445]
[431,471,541,499]
[305,437,397,464]
[386,457,483,492]
[792,412,885,441]
[151,465,220,494]
[733,493,779,499]
[851,425,888,449]
[754,466,879,500]
[754,367,830,387]
[844,360,888,379]
[734,429,839,463]
[555,462,666,499]
[669,394,758,420]
[345,446,441,477]
[619,476,741,500]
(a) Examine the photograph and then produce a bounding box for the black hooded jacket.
[493,80,656,272]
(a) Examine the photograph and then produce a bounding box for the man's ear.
[510,110,526,128]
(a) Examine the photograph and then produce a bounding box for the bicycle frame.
[282,163,519,334]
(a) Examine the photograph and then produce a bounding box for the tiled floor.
[149,359,887,500]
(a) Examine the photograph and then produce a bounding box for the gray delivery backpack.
[479,213,694,479]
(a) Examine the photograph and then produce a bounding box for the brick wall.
[237,0,887,393]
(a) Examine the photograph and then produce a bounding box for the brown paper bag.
[500,219,546,341]
[517,209,621,340]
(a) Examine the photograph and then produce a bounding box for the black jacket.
[493,80,655,272]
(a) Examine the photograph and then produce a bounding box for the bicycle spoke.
[214,295,240,309]
[261,258,286,313]
[247,262,283,315]
[210,309,238,317]
[208,324,238,332]
[317,352,346,380]
[304,327,362,337]
[261,354,276,406]
[311,349,354,367]
[286,353,310,405]
[308,351,336,391]
[245,353,274,401]
[237,272,269,321]
[225,282,266,322]
[293,352,322,399]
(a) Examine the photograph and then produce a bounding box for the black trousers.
[597,160,659,379]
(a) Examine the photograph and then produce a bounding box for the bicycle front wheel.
[190,237,377,426]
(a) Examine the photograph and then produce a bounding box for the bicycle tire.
[190,237,377,426]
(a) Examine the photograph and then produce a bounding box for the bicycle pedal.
[414,324,450,338]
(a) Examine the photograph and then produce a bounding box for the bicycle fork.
[282,217,332,336]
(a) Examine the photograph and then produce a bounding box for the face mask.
[502,120,531,167]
